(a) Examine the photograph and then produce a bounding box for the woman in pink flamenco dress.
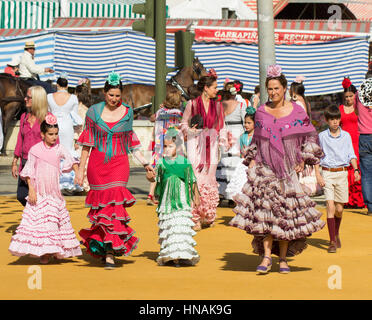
[8,114,82,264]
[75,72,155,269]
[180,70,231,231]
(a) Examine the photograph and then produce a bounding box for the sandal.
[279,259,290,274]
[256,256,272,274]
[146,194,158,206]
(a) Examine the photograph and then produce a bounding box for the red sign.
[195,28,353,45]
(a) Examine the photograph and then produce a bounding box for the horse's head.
[192,58,208,80]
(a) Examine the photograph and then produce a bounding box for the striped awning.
[51,18,193,32]
[345,0,372,21]
[0,1,146,29]
[243,0,284,15]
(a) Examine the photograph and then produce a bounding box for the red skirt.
[345,164,366,208]
[79,148,139,258]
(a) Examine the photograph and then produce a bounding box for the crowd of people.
[4,56,372,273]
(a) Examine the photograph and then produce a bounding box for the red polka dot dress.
[77,102,141,258]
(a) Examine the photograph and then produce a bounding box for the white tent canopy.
[167,0,256,19]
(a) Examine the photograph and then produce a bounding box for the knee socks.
[334,216,342,236]
[327,218,336,243]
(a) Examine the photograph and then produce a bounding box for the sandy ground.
[1,195,372,300]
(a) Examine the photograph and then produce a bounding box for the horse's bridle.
[169,76,190,100]
[193,62,204,77]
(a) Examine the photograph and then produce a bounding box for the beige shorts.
[322,170,349,203]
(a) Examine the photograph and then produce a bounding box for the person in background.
[147,86,183,206]
[11,86,48,206]
[180,71,232,231]
[354,78,372,215]
[73,77,92,193]
[216,86,246,206]
[19,40,55,94]
[339,77,365,208]
[250,85,260,109]
[4,56,20,77]
[47,73,83,195]
[290,76,319,197]
[0,108,3,153]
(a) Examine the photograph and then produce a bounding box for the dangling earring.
[203,91,208,99]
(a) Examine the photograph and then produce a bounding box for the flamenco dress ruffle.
[78,150,139,258]
[230,164,325,257]
[9,196,82,258]
[192,181,220,225]
[156,176,199,266]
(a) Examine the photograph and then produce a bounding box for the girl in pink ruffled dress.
[8,114,82,264]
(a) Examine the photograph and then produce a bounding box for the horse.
[121,57,208,119]
[0,74,30,154]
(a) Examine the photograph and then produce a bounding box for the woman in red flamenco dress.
[75,72,155,269]
[339,78,365,208]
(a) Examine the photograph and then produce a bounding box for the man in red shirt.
[4,56,20,77]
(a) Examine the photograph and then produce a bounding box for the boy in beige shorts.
[315,106,360,253]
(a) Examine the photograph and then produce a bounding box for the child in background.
[8,114,82,264]
[153,127,200,267]
[225,106,256,200]
[147,87,183,205]
[315,106,360,253]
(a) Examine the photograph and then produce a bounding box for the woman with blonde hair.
[11,86,48,206]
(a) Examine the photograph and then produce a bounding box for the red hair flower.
[342,77,352,89]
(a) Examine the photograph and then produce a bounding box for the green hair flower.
[246,106,256,115]
[106,71,121,86]
[165,127,179,138]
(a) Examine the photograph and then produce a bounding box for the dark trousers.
[22,78,56,94]
[359,134,372,212]
[16,159,28,207]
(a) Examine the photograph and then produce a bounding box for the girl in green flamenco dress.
[153,127,200,267]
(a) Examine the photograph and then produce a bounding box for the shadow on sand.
[219,252,312,273]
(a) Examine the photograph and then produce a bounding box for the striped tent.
[195,36,369,95]
[53,31,177,88]
[53,30,369,95]
[0,31,54,81]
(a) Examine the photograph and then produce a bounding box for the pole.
[154,0,167,113]
[257,0,276,105]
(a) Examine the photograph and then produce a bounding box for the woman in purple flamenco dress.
[229,65,325,274]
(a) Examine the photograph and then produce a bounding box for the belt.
[321,166,348,172]
[225,121,243,125]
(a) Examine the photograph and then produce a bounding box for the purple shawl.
[254,102,316,178]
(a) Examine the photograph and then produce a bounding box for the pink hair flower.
[267,64,282,78]
[45,113,58,125]
[208,68,218,79]
[295,75,306,83]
